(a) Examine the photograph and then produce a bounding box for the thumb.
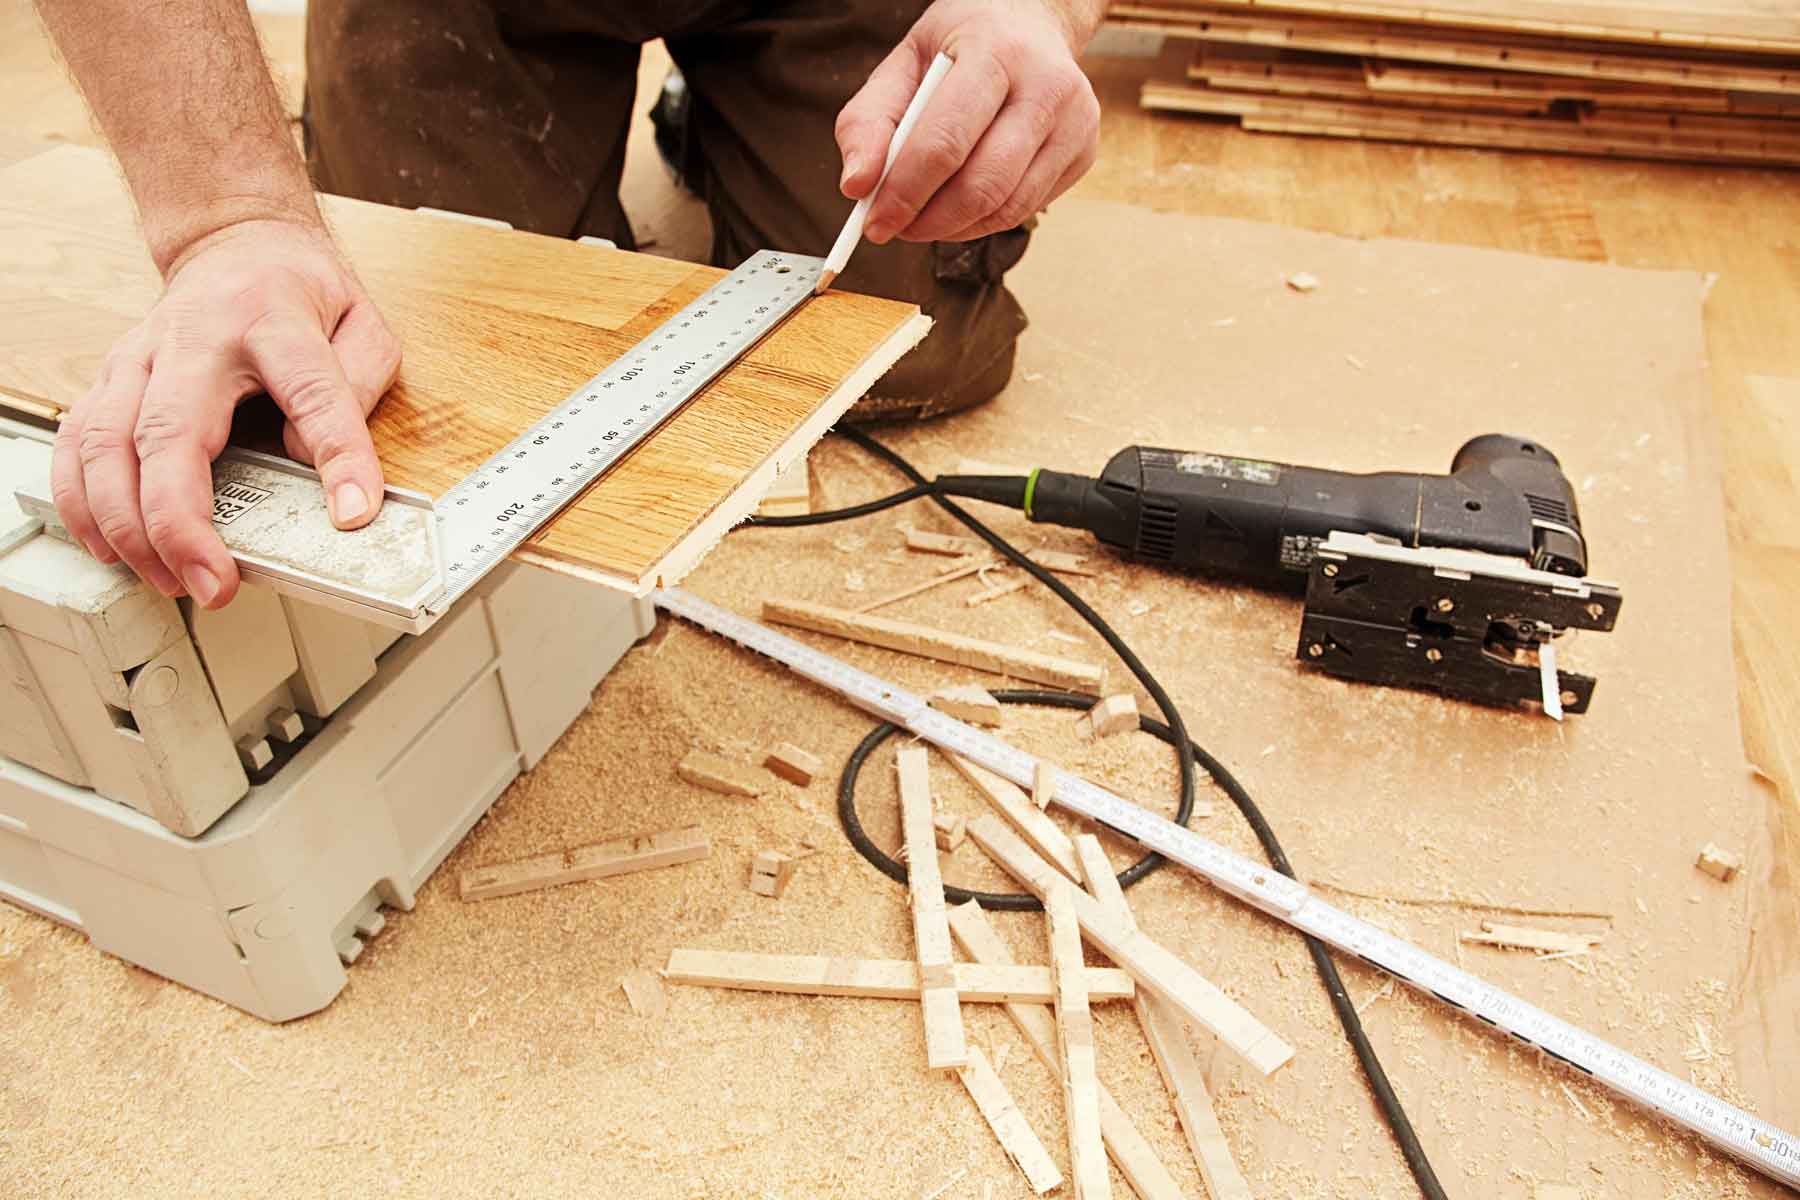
[834,43,928,200]
[245,312,386,529]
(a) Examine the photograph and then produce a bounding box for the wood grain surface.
[1108,0,1800,53]
[1112,5,1800,93]
[0,145,927,590]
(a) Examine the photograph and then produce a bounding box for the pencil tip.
[813,270,836,295]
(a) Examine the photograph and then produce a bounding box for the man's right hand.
[52,218,401,609]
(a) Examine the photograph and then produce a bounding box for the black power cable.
[746,426,1448,1200]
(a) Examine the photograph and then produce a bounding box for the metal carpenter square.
[425,250,824,615]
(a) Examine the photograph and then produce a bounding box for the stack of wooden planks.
[1107,1,1800,167]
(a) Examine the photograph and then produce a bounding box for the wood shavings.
[1559,1082,1594,1122]
[967,577,1027,606]
[1354,980,1394,1017]
[1311,878,1614,921]
[843,570,866,593]
[1286,271,1321,292]
[1683,1017,1716,1063]
[919,1167,969,1200]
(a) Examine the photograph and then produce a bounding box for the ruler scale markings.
[424,251,824,615]
[650,587,1800,1190]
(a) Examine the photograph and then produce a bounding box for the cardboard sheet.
[1,198,1790,1199]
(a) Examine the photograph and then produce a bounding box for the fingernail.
[332,482,368,525]
[840,154,860,189]
[184,564,220,607]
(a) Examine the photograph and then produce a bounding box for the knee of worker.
[843,229,1034,423]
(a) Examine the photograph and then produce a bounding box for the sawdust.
[0,159,1791,1200]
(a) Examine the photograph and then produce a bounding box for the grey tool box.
[0,420,655,1021]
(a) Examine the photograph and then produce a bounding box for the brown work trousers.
[302,0,1031,418]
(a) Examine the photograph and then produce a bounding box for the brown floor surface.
[2,10,1798,1199]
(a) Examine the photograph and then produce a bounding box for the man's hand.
[52,219,400,608]
[835,0,1104,245]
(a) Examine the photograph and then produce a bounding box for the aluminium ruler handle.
[650,587,1800,1192]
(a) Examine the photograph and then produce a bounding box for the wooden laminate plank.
[458,825,710,901]
[1109,0,1800,54]
[1143,81,1800,166]
[1363,57,1736,109]
[898,744,968,1071]
[1110,7,1800,94]
[663,949,1136,1003]
[762,598,1106,693]
[946,902,1187,1200]
[957,1046,1065,1195]
[1073,835,1254,1200]
[0,145,929,593]
[1191,47,1549,111]
[968,814,1295,1076]
[1046,882,1112,1200]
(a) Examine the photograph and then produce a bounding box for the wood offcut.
[1460,921,1603,954]
[748,850,798,898]
[620,969,668,1019]
[662,949,1135,1004]
[945,752,1083,881]
[957,1045,1064,1195]
[459,825,710,901]
[930,683,1004,727]
[763,741,822,786]
[1046,882,1111,1200]
[763,598,1105,692]
[1078,693,1139,739]
[1073,835,1252,1199]
[897,744,968,1070]
[1696,842,1742,881]
[948,901,1188,1200]
[967,814,1295,1076]
[677,750,766,798]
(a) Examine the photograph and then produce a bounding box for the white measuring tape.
[652,587,1800,1191]
[424,250,824,615]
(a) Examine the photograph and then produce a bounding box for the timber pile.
[1106,1,1800,167]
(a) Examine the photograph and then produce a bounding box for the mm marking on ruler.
[425,250,824,615]
[650,586,1800,1192]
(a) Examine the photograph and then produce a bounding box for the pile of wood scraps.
[1106,2,1800,167]
[667,738,1284,1196]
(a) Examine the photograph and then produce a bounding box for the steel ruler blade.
[424,250,824,615]
[651,586,1800,1191]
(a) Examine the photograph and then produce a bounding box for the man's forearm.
[34,0,320,276]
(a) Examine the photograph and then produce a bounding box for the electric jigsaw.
[939,434,1623,715]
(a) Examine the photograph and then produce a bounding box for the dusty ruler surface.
[652,586,1800,1191]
